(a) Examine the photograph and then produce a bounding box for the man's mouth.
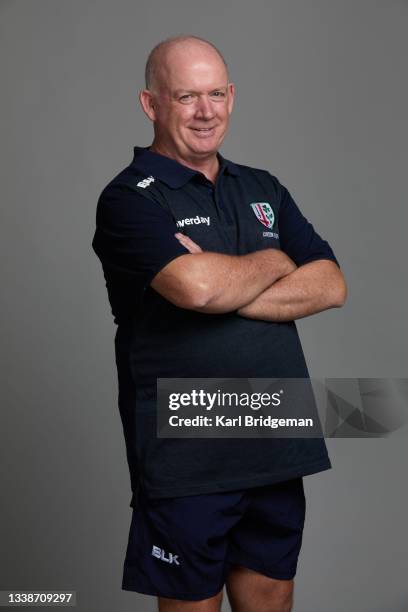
[190,126,217,137]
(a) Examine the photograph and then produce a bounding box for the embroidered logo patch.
[250,202,275,229]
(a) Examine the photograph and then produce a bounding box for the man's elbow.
[179,279,214,310]
[151,254,215,310]
[330,276,348,308]
[175,257,220,310]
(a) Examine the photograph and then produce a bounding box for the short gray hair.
[144,35,229,90]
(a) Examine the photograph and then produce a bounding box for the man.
[92,35,346,612]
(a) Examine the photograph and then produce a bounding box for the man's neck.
[149,143,219,184]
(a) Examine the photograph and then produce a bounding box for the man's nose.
[195,95,215,119]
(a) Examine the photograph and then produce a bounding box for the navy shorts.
[122,477,306,601]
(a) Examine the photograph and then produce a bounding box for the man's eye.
[211,91,226,97]
[179,94,193,102]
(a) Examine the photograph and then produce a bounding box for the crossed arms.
[150,233,347,322]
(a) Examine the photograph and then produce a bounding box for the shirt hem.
[145,249,190,287]
[139,456,332,500]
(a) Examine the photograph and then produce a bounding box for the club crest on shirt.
[250,202,275,229]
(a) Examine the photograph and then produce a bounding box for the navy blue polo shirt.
[92,146,339,500]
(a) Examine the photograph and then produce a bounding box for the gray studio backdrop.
[1,1,407,611]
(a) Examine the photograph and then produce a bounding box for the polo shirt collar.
[131,146,240,188]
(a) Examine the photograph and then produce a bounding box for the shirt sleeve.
[277,181,340,268]
[92,184,190,288]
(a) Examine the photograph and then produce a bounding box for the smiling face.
[140,40,235,166]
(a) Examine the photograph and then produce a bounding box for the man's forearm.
[237,259,347,321]
[190,248,296,313]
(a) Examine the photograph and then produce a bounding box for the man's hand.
[237,259,347,321]
[174,233,203,254]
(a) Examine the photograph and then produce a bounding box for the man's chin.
[187,139,223,158]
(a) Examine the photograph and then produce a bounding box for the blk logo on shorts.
[250,202,275,229]
[151,545,181,566]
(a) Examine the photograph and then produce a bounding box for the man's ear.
[139,89,156,121]
[227,82,235,115]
